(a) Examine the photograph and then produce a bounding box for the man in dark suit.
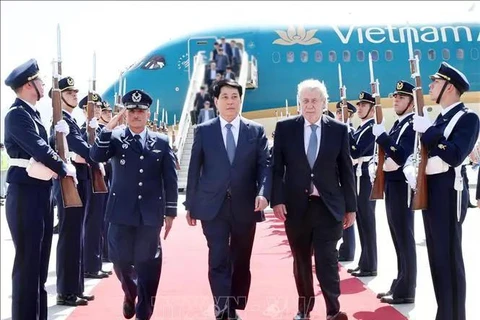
[372,81,417,304]
[91,89,178,320]
[4,59,77,320]
[410,62,479,320]
[271,79,356,320]
[194,85,212,119]
[185,79,271,320]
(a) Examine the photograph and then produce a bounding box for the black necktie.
[134,134,143,151]
[390,120,400,134]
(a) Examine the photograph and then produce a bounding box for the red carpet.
[69,211,406,320]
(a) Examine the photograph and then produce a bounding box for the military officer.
[3,59,77,319]
[77,94,111,279]
[347,91,377,277]
[49,76,100,306]
[371,81,416,304]
[90,89,178,320]
[409,62,479,320]
[335,101,357,262]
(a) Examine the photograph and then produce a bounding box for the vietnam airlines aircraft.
[101,22,480,129]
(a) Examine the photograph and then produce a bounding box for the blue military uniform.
[90,89,178,320]
[4,59,69,319]
[336,101,357,261]
[348,91,377,276]
[49,77,99,305]
[417,63,479,320]
[375,81,416,303]
[78,94,111,279]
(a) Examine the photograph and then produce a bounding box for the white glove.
[116,124,127,130]
[403,164,417,190]
[368,161,376,184]
[55,120,70,135]
[413,114,432,133]
[65,163,78,185]
[372,123,386,137]
[89,117,99,129]
[98,162,106,176]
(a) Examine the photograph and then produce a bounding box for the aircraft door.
[187,37,217,79]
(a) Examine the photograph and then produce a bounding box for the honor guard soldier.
[90,89,178,320]
[49,76,99,306]
[77,94,112,279]
[4,59,77,319]
[335,101,357,262]
[371,81,417,304]
[409,62,479,320]
[347,91,377,277]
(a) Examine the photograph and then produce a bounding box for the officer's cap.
[393,80,414,96]
[356,91,375,105]
[122,89,152,110]
[324,110,335,118]
[78,92,103,109]
[101,101,113,111]
[429,62,470,94]
[335,101,357,113]
[48,76,79,98]
[213,79,243,98]
[5,59,40,89]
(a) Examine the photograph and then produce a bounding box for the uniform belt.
[352,156,372,165]
[9,158,30,168]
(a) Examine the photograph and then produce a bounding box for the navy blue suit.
[420,103,479,320]
[271,115,356,317]
[349,118,377,272]
[91,126,178,320]
[185,116,271,317]
[50,110,96,296]
[4,98,67,320]
[376,113,416,299]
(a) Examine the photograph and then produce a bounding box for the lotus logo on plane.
[273,26,322,45]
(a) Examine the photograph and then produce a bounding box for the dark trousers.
[201,198,256,317]
[338,224,355,260]
[356,174,377,271]
[83,183,107,273]
[385,180,416,298]
[285,196,343,317]
[54,178,87,295]
[423,174,467,320]
[6,183,53,320]
[108,223,162,320]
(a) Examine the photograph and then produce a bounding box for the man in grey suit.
[185,79,271,320]
[197,100,216,124]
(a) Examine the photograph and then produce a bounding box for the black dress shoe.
[347,266,360,273]
[469,202,476,208]
[380,296,415,304]
[123,296,135,319]
[376,290,392,299]
[328,311,348,320]
[101,269,113,275]
[85,271,109,279]
[57,294,88,306]
[351,270,377,277]
[293,312,310,320]
[78,293,95,301]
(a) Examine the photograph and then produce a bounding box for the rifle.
[52,58,82,207]
[407,31,428,210]
[87,51,108,193]
[369,52,385,200]
[338,63,349,123]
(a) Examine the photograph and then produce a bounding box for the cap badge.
[132,91,142,103]
[67,77,74,86]
[396,82,403,90]
[359,92,364,99]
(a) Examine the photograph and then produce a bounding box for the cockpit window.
[141,55,166,70]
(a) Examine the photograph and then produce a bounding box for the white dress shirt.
[19,98,37,112]
[219,115,240,148]
[304,117,322,196]
[441,101,462,116]
[132,128,147,148]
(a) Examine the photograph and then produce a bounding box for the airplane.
[100,22,480,134]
